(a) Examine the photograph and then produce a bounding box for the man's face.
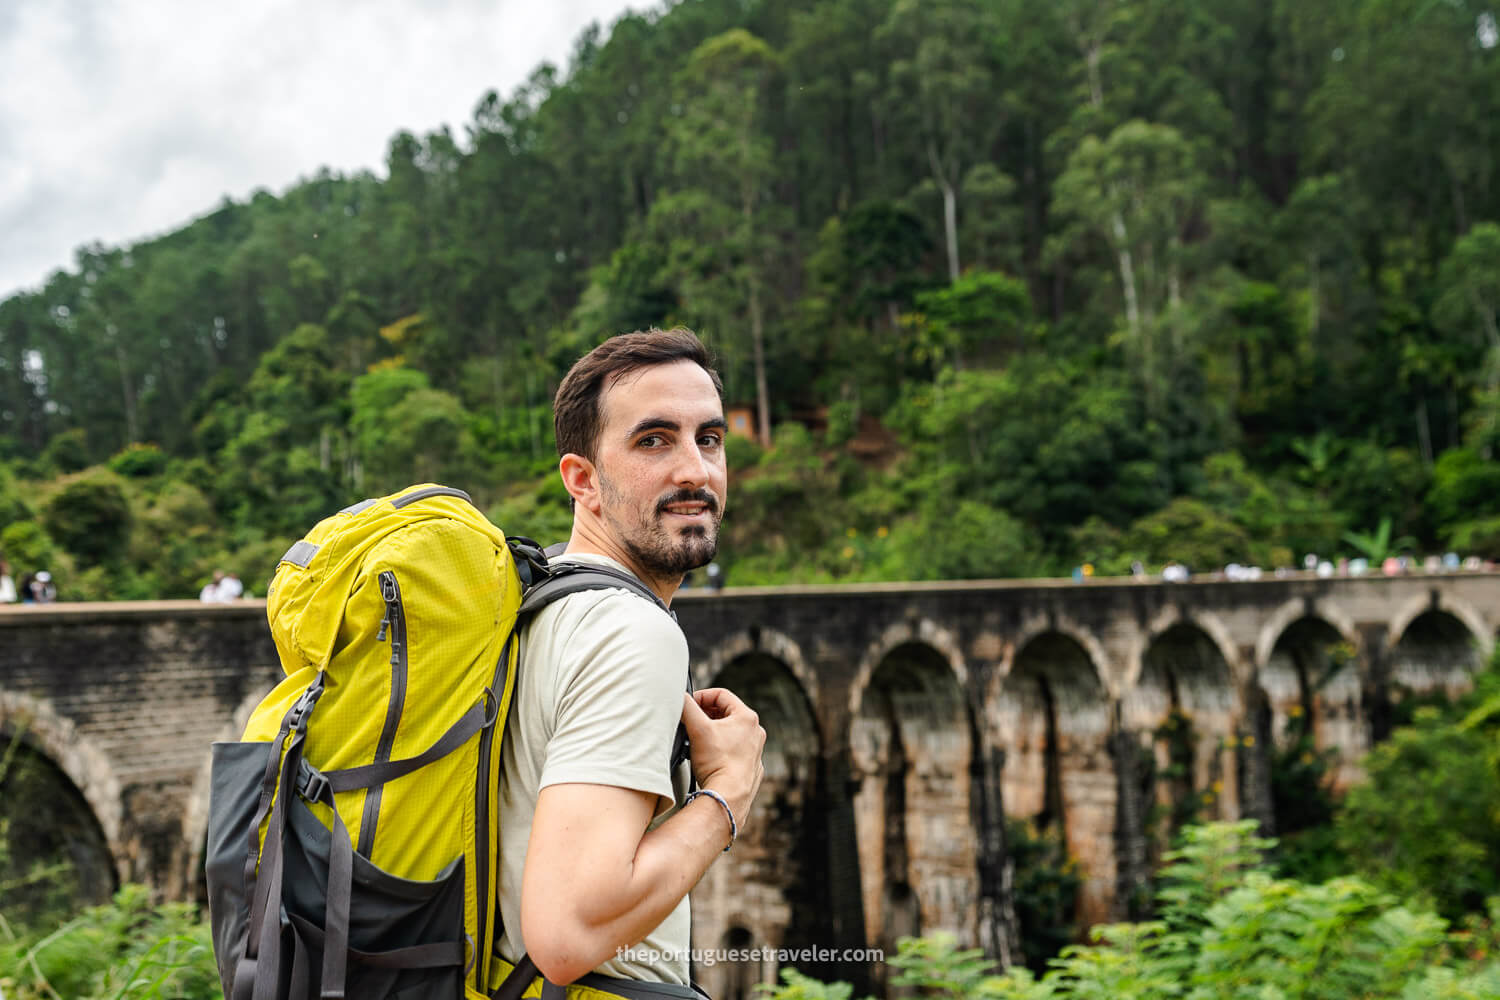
[592,359,728,578]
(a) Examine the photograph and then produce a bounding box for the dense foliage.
[0,886,219,1000]
[3,0,1500,596]
[1331,658,1500,922]
[758,824,1500,1000]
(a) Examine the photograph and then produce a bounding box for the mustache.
[656,488,720,515]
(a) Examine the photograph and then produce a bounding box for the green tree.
[655,28,786,443]
[350,367,480,493]
[1049,120,1210,414]
[880,0,1002,282]
[912,270,1033,370]
[1435,222,1500,391]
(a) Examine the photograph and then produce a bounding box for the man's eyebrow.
[626,417,680,438]
[626,416,728,437]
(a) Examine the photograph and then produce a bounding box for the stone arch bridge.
[2,573,1496,992]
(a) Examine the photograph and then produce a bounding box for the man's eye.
[699,434,724,448]
[638,434,664,448]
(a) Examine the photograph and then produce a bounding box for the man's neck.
[562,524,682,607]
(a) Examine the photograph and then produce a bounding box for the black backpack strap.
[518,562,672,618]
[518,561,694,776]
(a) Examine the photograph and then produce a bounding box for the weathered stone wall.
[4,573,1499,985]
[0,601,279,891]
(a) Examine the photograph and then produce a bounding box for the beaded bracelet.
[686,788,737,853]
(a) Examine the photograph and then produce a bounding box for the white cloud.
[0,0,637,299]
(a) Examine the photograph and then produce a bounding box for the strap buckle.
[295,759,332,804]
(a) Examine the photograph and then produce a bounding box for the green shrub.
[0,521,57,580]
[40,468,133,567]
[0,885,220,1000]
[107,443,169,480]
[39,429,91,476]
[1337,707,1500,920]
[0,463,35,526]
[801,822,1500,1000]
[755,965,873,1000]
[128,481,221,598]
[1447,515,1500,560]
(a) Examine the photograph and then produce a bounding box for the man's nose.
[674,441,710,486]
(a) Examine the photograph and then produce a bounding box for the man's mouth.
[658,492,719,521]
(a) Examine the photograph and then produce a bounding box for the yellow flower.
[842,546,855,559]
[1243,736,1255,748]
[846,527,858,538]
[1287,705,1303,718]
[1212,781,1223,794]
[876,525,890,539]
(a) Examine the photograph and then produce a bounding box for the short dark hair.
[553,327,723,462]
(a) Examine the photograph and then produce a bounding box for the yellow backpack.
[204,484,677,1000]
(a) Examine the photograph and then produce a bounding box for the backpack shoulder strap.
[516,560,692,775]
[518,562,673,619]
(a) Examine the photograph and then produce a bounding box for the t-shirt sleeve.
[539,591,686,804]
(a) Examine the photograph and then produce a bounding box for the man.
[30,570,56,603]
[497,327,767,990]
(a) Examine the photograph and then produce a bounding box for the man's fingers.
[693,687,747,718]
[681,692,713,736]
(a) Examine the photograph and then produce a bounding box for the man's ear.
[558,453,602,515]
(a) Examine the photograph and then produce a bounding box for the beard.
[600,478,723,577]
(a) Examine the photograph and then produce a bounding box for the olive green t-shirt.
[496,553,693,984]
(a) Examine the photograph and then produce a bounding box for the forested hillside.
[3,0,1500,599]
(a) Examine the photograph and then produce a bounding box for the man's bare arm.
[521,688,765,983]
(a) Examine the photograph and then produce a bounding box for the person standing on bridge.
[494,327,766,995]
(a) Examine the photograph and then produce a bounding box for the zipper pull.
[377,572,398,641]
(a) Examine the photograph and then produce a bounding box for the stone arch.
[848,637,978,985]
[1127,607,1245,691]
[0,688,125,880]
[697,626,820,722]
[988,630,1114,927]
[179,685,273,901]
[1125,622,1241,839]
[847,619,968,722]
[0,688,123,913]
[692,649,821,1000]
[994,616,1115,697]
[1260,614,1366,797]
[1255,598,1361,674]
[1386,592,1492,659]
[1387,604,1488,702]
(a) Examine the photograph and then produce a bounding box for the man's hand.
[682,688,765,829]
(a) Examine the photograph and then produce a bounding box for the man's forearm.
[521,788,735,984]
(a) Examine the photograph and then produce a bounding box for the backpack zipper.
[359,570,408,856]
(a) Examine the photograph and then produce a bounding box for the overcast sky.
[0,0,639,301]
